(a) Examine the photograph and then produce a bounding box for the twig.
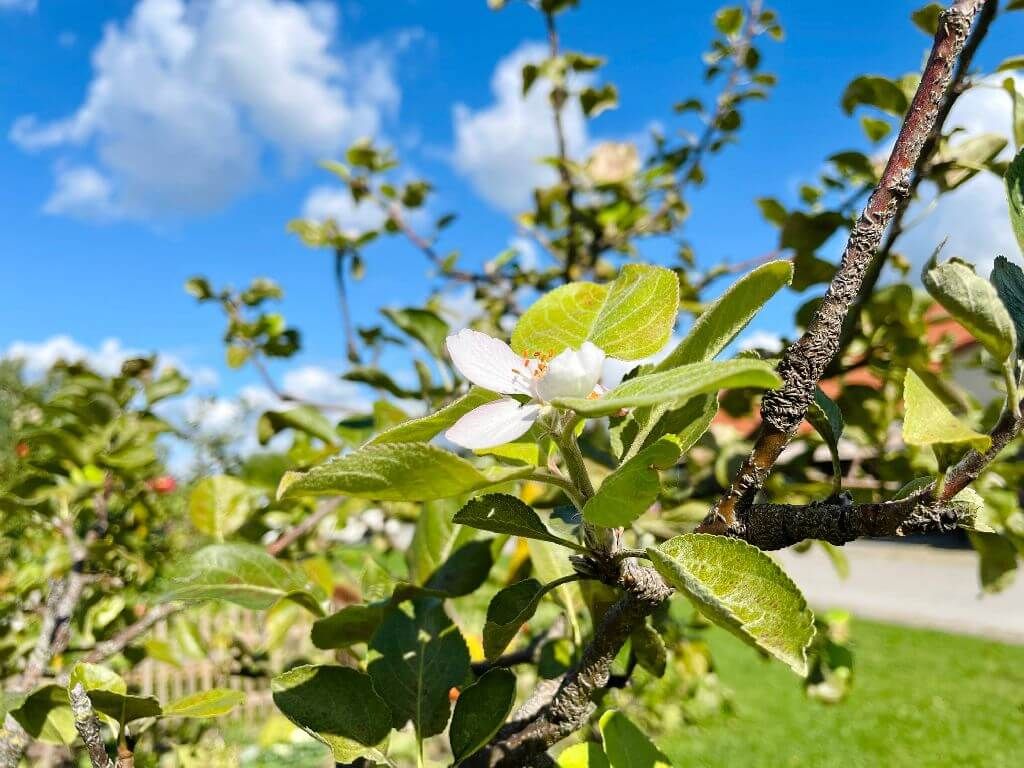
[703,0,990,532]
[70,684,115,768]
[266,499,340,557]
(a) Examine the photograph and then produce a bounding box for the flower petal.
[445,397,541,449]
[535,342,606,402]
[446,329,536,396]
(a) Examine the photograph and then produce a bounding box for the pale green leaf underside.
[160,543,318,613]
[512,264,679,360]
[902,369,991,451]
[277,442,532,502]
[162,689,245,718]
[554,358,781,416]
[368,387,500,445]
[922,257,1015,362]
[648,533,815,675]
[657,260,793,370]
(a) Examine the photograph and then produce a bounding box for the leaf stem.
[1003,360,1020,419]
[524,471,586,512]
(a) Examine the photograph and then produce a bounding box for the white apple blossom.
[444,329,607,449]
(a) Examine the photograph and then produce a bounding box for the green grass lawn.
[661,619,1024,768]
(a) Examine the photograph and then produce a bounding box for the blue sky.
[2,0,1023,408]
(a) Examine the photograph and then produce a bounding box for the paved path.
[774,540,1024,644]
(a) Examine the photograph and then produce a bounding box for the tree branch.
[703,0,990,532]
[70,683,115,768]
[831,0,997,369]
[467,560,671,768]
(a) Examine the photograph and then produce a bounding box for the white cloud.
[301,185,385,235]
[739,330,783,354]
[452,42,588,214]
[0,0,37,12]
[43,165,118,220]
[10,0,404,219]
[4,334,219,387]
[897,75,1023,276]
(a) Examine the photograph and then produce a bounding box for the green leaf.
[382,307,450,358]
[714,6,744,35]
[369,387,500,444]
[841,75,909,116]
[162,689,245,718]
[368,605,470,740]
[86,690,162,723]
[277,443,532,502]
[512,264,680,361]
[1003,78,1024,151]
[161,543,322,614]
[911,3,943,35]
[806,388,844,491]
[449,668,518,765]
[922,249,1016,362]
[408,497,469,584]
[860,116,891,143]
[558,742,612,768]
[967,531,1019,593]
[423,539,495,597]
[992,256,1024,357]
[69,662,126,695]
[935,134,1007,191]
[553,358,780,417]
[657,260,793,370]
[188,475,252,540]
[343,366,417,399]
[272,665,391,763]
[257,406,339,446]
[584,438,681,527]
[580,84,619,117]
[454,494,585,550]
[527,540,582,637]
[613,392,716,463]
[902,369,991,452]
[0,691,28,721]
[10,685,75,745]
[599,709,673,768]
[648,534,815,675]
[997,55,1024,73]
[1008,147,1024,254]
[482,578,546,660]
[312,603,390,649]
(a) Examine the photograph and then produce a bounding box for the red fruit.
[148,475,177,494]
[14,442,29,459]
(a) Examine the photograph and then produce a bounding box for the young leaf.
[382,306,450,358]
[85,690,162,723]
[8,685,75,744]
[922,250,1016,362]
[558,742,612,768]
[482,579,546,660]
[368,387,500,444]
[512,264,680,361]
[277,443,532,502]
[599,709,673,768]
[1005,146,1024,253]
[902,369,991,452]
[271,665,391,764]
[68,663,126,696]
[648,534,816,675]
[449,668,518,765]
[160,543,321,614]
[583,437,681,527]
[257,406,340,446]
[657,260,793,370]
[552,358,780,417]
[992,256,1024,356]
[368,606,470,740]
[162,689,245,718]
[806,388,844,492]
[614,392,717,463]
[454,493,586,550]
[631,624,668,677]
[188,475,252,540]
